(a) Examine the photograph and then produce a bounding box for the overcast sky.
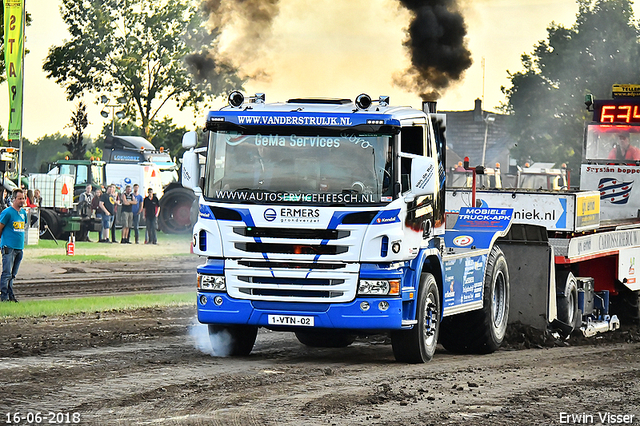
[3,0,632,142]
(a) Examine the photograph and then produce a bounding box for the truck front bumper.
[197,292,404,330]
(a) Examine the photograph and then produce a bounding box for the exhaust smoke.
[198,0,281,80]
[396,0,472,100]
[189,320,233,357]
[194,0,472,100]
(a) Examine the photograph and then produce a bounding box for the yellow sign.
[612,84,640,98]
[3,0,25,142]
[576,193,600,228]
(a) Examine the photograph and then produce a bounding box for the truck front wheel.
[391,273,440,363]
[158,187,196,234]
[440,245,510,354]
[207,324,258,356]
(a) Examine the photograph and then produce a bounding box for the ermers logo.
[279,208,320,223]
[281,208,319,218]
[453,235,473,247]
[264,208,277,222]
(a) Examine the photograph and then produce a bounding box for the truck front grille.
[234,227,349,240]
[235,242,348,255]
[237,260,346,270]
[225,260,359,303]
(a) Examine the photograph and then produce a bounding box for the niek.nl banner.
[3,0,25,142]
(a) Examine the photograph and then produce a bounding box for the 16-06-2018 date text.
[4,412,81,424]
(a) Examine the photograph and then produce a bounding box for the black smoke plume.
[396,0,472,100]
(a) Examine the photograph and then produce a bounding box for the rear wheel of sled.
[38,209,60,239]
[208,324,258,356]
[556,270,580,333]
[440,245,510,354]
[391,273,440,363]
[295,330,356,348]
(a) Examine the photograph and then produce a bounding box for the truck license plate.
[268,315,314,327]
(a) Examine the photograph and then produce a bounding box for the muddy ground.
[1,246,639,425]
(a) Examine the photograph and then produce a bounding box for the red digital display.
[594,100,640,124]
[600,104,640,123]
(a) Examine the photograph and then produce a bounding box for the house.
[438,99,514,171]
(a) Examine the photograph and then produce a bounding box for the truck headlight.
[358,279,400,296]
[197,274,226,292]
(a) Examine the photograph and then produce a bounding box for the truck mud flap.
[497,224,555,331]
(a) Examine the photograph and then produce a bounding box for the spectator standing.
[91,188,103,242]
[131,184,143,244]
[0,189,8,212]
[143,188,159,244]
[99,185,116,243]
[0,189,27,302]
[77,184,93,242]
[120,185,134,244]
[3,189,11,209]
[25,189,37,208]
[33,189,42,207]
[110,187,121,243]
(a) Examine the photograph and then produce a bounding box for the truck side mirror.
[181,150,200,190]
[410,156,438,197]
[182,131,198,149]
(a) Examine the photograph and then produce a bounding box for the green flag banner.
[3,0,25,142]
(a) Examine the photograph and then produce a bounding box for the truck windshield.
[204,131,393,205]
[585,123,640,162]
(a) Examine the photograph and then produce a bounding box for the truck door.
[400,124,442,236]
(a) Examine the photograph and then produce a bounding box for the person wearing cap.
[608,133,640,160]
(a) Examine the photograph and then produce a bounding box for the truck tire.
[208,324,258,356]
[391,273,440,363]
[611,289,640,324]
[39,209,60,240]
[439,245,510,354]
[158,187,196,234]
[556,270,580,333]
[294,330,355,348]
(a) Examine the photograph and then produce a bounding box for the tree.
[21,133,68,173]
[43,0,243,138]
[501,0,640,174]
[64,101,89,160]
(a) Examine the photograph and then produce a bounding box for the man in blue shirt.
[131,184,144,244]
[0,189,27,302]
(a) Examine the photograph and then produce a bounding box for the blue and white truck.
[180,92,612,363]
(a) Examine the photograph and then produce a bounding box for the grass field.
[0,292,195,318]
[23,231,194,261]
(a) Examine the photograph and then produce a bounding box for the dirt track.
[1,246,640,425]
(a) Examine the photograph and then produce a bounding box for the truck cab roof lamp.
[228,91,266,108]
[355,94,372,110]
[228,91,245,107]
[354,94,390,111]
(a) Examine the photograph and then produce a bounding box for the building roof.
[439,99,513,169]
